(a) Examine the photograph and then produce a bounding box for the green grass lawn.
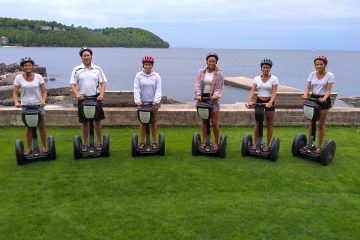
[0,126,359,240]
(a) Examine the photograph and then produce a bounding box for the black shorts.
[78,98,105,123]
[256,97,275,112]
[310,94,331,110]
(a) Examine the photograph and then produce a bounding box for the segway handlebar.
[245,103,266,109]
[21,105,41,109]
[308,97,320,103]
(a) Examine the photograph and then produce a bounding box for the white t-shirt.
[69,63,107,96]
[307,71,334,95]
[13,73,45,105]
[203,71,214,93]
[253,75,279,97]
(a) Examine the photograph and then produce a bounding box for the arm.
[211,71,224,101]
[70,84,84,100]
[320,83,333,103]
[13,85,21,108]
[40,83,47,106]
[247,83,257,106]
[266,84,278,108]
[97,81,106,101]
[133,74,142,106]
[303,81,311,99]
[153,75,162,105]
[195,70,203,100]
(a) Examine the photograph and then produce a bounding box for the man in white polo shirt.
[70,46,107,152]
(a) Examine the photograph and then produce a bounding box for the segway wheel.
[219,134,227,158]
[192,133,201,156]
[292,133,307,157]
[15,139,25,165]
[241,134,252,157]
[73,135,82,160]
[131,134,138,157]
[103,134,110,157]
[270,137,280,162]
[320,140,336,166]
[158,133,165,156]
[47,135,56,160]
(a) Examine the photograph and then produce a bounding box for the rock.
[5,63,22,73]
[34,66,47,77]
[339,97,360,107]
[1,98,14,106]
[161,95,182,104]
[0,72,20,86]
[49,77,56,81]
[47,87,71,96]
[0,63,6,74]
[0,85,14,100]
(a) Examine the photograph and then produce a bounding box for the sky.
[1,0,360,50]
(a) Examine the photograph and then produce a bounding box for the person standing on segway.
[70,46,107,152]
[247,59,278,152]
[194,52,224,151]
[133,55,162,150]
[13,57,48,156]
[302,56,334,153]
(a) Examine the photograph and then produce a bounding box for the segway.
[131,102,165,157]
[292,98,336,165]
[73,96,110,159]
[192,94,227,158]
[242,103,280,161]
[15,105,56,165]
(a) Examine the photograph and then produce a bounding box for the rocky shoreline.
[0,63,180,107]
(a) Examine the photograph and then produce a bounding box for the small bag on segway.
[303,100,320,121]
[138,105,153,124]
[196,101,213,120]
[82,99,100,120]
[22,107,41,128]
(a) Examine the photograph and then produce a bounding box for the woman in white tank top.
[302,55,334,153]
[12,57,48,155]
[247,59,278,151]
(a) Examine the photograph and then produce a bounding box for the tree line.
[0,17,169,48]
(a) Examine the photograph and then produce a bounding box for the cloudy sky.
[1,0,360,50]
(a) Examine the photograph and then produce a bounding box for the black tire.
[15,139,25,165]
[192,133,201,156]
[131,134,138,157]
[47,135,56,160]
[73,135,82,160]
[292,133,307,157]
[270,137,280,162]
[159,133,165,156]
[320,140,336,166]
[219,134,227,158]
[241,134,252,157]
[103,134,110,157]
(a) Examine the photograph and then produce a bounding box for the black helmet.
[206,52,219,62]
[20,57,35,67]
[79,46,93,56]
[260,59,272,68]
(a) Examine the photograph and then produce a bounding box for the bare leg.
[317,109,329,148]
[81,122,89,145]
[25,127,32,154]
[38,116,47,151]
[211,111,220,145]
[151,107,159,143]
[201,120,207,145]
[265,111,275,146]
[140,123,146,143]
[94,120,102,144]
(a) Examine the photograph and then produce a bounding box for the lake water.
[1,47,359,104]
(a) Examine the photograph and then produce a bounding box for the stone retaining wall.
[1,104,359,127]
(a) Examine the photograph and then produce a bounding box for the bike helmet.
[260,59,273,68]
[79,46,93,56]
[20,57,35,67]
[142,55,154,64]
[314,55,328,64]
[206,52,219,62]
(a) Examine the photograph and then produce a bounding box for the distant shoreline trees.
[0,17,169,48]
